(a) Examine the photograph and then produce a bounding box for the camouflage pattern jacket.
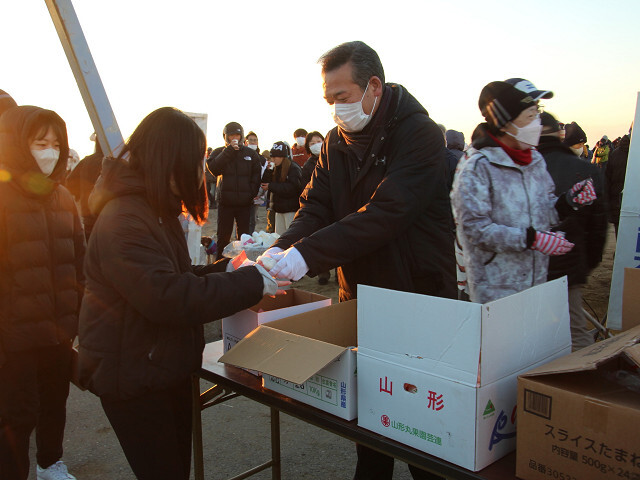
[451,145,557,303]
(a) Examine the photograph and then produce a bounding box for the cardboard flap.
[265,300,357,347]
[219,326,347,384]
[480,277,571,385]
[523,325,640,377]
[623,343,640,368]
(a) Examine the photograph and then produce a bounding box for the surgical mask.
[295,137,306,147]
[31,148,60,176]
[310,143,322,156]
[247,144,258,150]
[570,146,583,157]
[506,115,542,146]
[331,81,377,132]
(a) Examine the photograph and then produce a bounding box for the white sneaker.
[36,461,77,480]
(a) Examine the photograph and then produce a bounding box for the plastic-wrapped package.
[222,231,280,261]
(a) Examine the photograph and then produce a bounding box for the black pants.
[354,444,444,480]
[0,342,73,480]
[216,205,251,260]
[101,378,193,480]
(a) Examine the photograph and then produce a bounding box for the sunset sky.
[3,0,639,159]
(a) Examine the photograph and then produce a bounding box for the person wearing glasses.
[451,79,597,304]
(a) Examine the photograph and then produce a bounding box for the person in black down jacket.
[301,131,332,284]
[605,132,631,236]
[77,108,281,480]
[261,141,303,234]
[0,106,85,480]
[260,41,455,480]
[208,121,262,259]
[538,112,607,350]
[65,133,103,241]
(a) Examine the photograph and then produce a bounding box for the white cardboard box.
[220,301,358,420]
[222,288,331,354]
[356,278,572,471]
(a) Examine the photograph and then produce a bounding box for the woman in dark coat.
[0,106,85,480]
[261,141,302,234]
[77,107,282,480]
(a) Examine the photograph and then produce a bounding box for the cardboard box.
[356,278,572,471]
[222,288,331,354]
[516,325,640,480]
[622,268,640,331]
[220,301,358,420]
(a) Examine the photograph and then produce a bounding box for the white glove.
[269,247,309,281]
[256,247,283,270]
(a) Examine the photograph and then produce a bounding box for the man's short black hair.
[293,128,307,138]
[318,41,385,90]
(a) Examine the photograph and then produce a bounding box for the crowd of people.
[0,39,633,480]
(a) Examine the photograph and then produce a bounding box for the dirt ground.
[33,208,616,479]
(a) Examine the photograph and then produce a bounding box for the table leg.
[192,375,205,480]
[270,407,281,480]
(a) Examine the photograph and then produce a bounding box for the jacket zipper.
[44,197,60,345]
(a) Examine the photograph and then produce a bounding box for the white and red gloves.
[568,178,597,207]
[531,231,574,256]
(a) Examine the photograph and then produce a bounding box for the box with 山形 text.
[356,278,572,471]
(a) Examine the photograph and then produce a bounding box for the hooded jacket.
[262,160,303,214]
[208,145,262,207]
[0,106,85,358]
[451,128,558,303]
[78,157,264,401]
[537,136,607,285]
[274,84,456,301]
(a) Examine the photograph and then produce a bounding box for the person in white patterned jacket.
[451,79,597,303]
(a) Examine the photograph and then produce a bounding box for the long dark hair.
[119,107,208,224]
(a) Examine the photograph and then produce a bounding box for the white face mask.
[295,137,306,147]
[506,115,542,146]
[246,144,258,150]
[331,81,377,133]
[31,148,60,176]
[570,146,583,157]
[310,143,322,156]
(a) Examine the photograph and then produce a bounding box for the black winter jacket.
[301,155,319,189]
[208,145,261,207]
[605,135,630,225]
[0,106,85,359]
[274,84,456,301]
[78,158,264,401]
[262,161,303,214]
[65,146,103,239]
[537,136,608,285]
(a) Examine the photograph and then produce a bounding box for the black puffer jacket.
[605,134,630,224]
[78,157,264,401]
[0,106,85,358]
[262,161,303,213]
[208,145,261,207]
[537,136,608,285]
[274,84,456,301]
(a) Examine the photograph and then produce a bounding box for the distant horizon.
[3,0,638,159]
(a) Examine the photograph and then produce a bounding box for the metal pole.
[44,0,123,157]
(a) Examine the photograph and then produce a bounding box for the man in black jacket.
[538,113,608,350]
[261,40,455,480]
[606,131,631,236]
[208,122,262,259]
